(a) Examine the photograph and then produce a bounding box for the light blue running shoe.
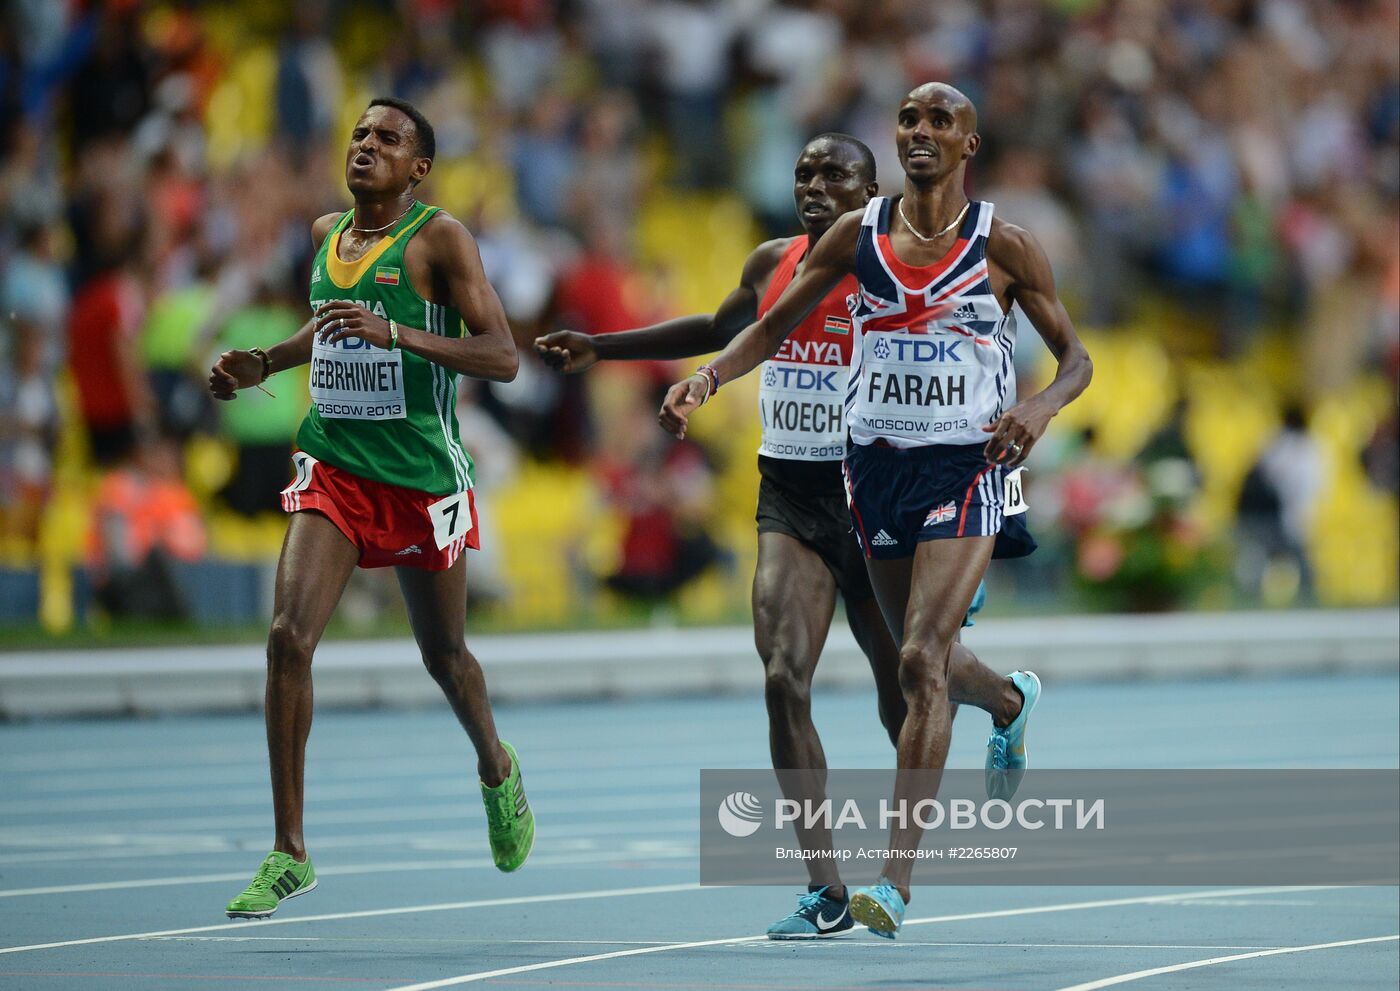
[765,886,854,940]
[961,579,987,628]
[985,670,1041,800]
[848,876,905,939]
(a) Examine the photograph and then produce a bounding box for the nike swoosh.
[815,908,847,930]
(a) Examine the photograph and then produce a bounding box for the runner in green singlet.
[209,98,534,919]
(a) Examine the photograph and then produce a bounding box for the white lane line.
[144,937,685,945]
[3,764,699,800]
[387,934,772,989]
[378,885,1347,991]
[1,782,411,815]
[0,818,697,866]
[0,845,694,898]
[0,790,696,836]
[0,882,704,956]
[741,942,1282,950]
[0,742,744,783]
[1053,934,1400,991]
[147,935,1281,950]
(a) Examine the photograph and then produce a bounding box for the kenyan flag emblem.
[375,267,401,286]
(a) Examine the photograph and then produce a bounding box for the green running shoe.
[481,740,534,872]
[225,851,316,919]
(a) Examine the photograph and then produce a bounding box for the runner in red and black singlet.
[208,98,534,920]
[661,86,1093,938]
[536,134,1028,940]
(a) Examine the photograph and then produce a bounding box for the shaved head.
[907,82,978,132]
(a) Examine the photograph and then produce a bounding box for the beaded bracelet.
[695,364,720,404]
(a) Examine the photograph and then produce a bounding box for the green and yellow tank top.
[299,202,474,496]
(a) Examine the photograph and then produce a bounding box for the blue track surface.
[1,673,1397,990]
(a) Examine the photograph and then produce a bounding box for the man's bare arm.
[707,214,859,385]
[658,213,860,436]
[209,212,340,399]
[534,239,787,372]
[981,221,1092,466]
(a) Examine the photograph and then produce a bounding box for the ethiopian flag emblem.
[375,266,401,286]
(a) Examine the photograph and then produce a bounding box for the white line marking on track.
[0,846,694,898]
[1053,934,1400,991]
[0,817,696,866]
[143,936,685,945]
[0,790,696,836]
[138,935,1286,950]
[376,885,1347,990]
[738,941,1283,950]
[0,883,703,956]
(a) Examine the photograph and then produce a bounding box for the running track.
[1,672,1396,990]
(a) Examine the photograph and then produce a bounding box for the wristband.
[248,347,272,383]
[695,364,720,404]
[388,319,399,350]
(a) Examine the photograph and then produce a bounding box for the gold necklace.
[898,197,969,242]
[350,201,415,235]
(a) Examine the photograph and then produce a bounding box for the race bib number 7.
[427,491,473,550]
[1003,467,1029,516]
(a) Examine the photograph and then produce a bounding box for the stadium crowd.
[0,0,1395,626]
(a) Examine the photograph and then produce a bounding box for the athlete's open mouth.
[352,154,374,169]
[802,200,831,215]
[907,146,936,161]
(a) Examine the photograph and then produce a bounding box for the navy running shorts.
[842,441,1036,561]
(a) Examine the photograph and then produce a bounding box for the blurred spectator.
[642,0,741,188]
[732,0,841,234]
[1360,411,1398,497]
[67,251,154,468]
[0,318,57,551]
[456,381,522,607]
[1050,428,1140,542]
[510,92,579,228]
[595,386,723,602]
[212,283,308,516]
[1236,404,1325,603]
[569,91,643,235]
[88,435,207,620]
[67,8,152,152]
[275,2,343,164]
[140,256,217,440]
[2,219,68,372]
[980,146,1083,302]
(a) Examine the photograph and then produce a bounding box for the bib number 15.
[1003,467,1029,516]
[427,491,473,550]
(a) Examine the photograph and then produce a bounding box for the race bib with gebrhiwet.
[308,337,406,420]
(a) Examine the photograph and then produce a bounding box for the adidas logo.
[952,303,977,321]
[871,529,898,547]
[311,267,322,284]
[273,870,300,898]
[395,544,422,556]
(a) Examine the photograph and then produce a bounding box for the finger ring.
[339,318,346,328]
[1009,441,1023,453]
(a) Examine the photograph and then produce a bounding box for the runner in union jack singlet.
[660,83,1093,938]
[536,134,1030,940]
